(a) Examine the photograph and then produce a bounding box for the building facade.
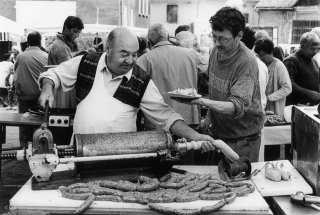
[243,0,320,53]
[0,0,150,29]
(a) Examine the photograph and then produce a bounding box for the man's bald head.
[107,27,138,49]
[105,27,139,78]
[147,23,169,47]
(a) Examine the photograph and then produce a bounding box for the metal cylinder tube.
[75,130,173,157]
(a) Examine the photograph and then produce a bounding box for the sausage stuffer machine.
[1,105,240,183]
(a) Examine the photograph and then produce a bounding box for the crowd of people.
[1,6,320,164]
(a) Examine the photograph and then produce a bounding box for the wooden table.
[268,196,320,215]
[9,164,273,215]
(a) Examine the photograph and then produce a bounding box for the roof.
[0,15,25,35]
[255,0,298,9]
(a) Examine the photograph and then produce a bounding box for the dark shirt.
[283,49,320,105]
[94,37,103,52]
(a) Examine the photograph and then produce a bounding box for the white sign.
[16,1,76,29]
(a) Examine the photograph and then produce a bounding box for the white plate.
[168,93,202,99]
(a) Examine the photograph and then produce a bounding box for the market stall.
[1,109,318,215]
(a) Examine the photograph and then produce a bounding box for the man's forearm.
[41,78,55,91]
[170,120,201,141]
[197,98,236,115]
[292,82,316,98]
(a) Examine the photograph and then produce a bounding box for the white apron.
[73,67,137,134]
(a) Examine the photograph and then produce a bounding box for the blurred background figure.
[137,36,149,58]
[175,24,191,36]
[254,38,292,117]
[14,31,48,148]
[137,23,201,164]
[273,46,285,62]
[241,26,268,112]
[284,32,320,106]
[10,45,21,64]
[0,53,13,107]
[311,27,320,68]
[176,30,195,48]
[176,30,209,97]
[93,32,104,53]
[47,16,83,146]
[254,29,270,41]
[47,16,84,109]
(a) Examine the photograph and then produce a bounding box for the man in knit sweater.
[191,7,265,163]
[284,32,320,106]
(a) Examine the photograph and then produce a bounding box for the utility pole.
[96,7,99,24]
[119,0,123,26]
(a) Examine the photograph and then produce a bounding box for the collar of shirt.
[100,56,132,83]
[152,41,173,49]
[25,46,42,51]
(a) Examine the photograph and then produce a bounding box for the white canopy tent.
[30,24,148,37]
[0,15,25,42]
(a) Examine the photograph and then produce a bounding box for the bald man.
[38,27,216,152]
[137,23,200,131]
[311,27,320,68]
[284,32,320,105]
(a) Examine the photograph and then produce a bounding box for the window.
[167,5,178,23]
[139,0,149,17]
[292,20,320,44]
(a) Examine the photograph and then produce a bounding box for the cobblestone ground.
[0,107,32,214]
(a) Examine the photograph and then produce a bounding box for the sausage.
[199,174,212,181]
[92,187,124,196]
[148,203,202,215]
[95,195,122,202]
[70,187,92,194]
[206,179,226,186]
[137,178,160,192]
[199,192,234,200]
[159,173,172,182]
[224,192,236,204]
[116,180,137,191]
[73,194,95,215]
[59,173,255,212]
[209,187,227,193]
[175,193,199,202]
[200,199,226,213]
[99,180,119,189]
[67,183,90,190]
[59,186,92,200]
[160,182,185,189]
[147,195,175,203]
[208,183,225,189]
[188,181,209,192]
[122,196,148,204]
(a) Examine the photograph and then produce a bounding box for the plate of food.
[168,88,202,99]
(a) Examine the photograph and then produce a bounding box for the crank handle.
[175,141,202,153]
[174,140,239,163]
